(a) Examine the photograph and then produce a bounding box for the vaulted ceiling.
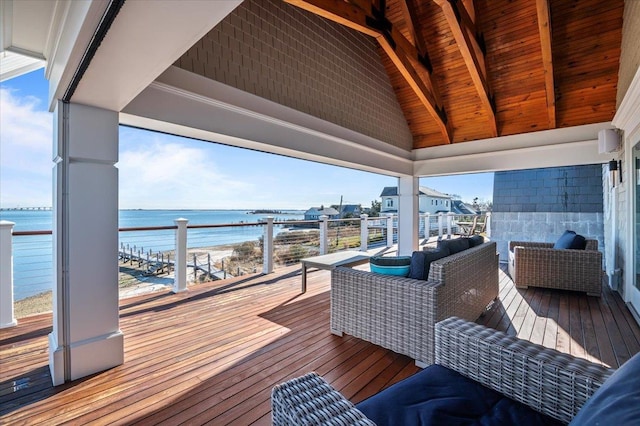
[284,0,624,149]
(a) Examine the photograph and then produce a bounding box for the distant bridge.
[0,207,52,211]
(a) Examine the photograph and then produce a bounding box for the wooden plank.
[587,295,618,368]
[579,295,601,364]
[530,290,551,345]
[433,0,497,137]
[536,0,555,128]
[555,292,572,355]
[599,287,632,366]
[542,290,560,349]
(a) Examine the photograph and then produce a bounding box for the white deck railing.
[0,212,490,326]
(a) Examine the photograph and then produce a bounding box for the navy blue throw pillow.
[468,235,485,247]
[438,238,470,255]
[554,230,587,250]
[569,352,640,425]
[408,249,449,280]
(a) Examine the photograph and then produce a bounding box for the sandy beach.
[14,245,237,319]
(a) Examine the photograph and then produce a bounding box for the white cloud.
[0,88,53,207]
[118,133,253,209]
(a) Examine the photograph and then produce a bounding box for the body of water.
[1,209,305,300]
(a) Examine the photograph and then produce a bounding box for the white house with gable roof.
[380,186,451,214]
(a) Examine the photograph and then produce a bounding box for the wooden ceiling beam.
[399,0,445,107]
[536,0,556,128]
[284,0,452,143]
[434,0,497,137]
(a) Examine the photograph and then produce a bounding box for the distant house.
[451,200,479,215]
[339,204,361,218]
[380,186,452,214]
[304,206,340,220]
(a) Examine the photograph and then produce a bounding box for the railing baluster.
[173,218,188,293]
[360,214,369,251]
[263,217,274,274]
[319,215,328,255]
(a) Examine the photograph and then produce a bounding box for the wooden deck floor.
[2,264,639,425]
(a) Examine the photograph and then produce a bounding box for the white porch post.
[386,214,394,247]
[49,101,123,386]
[0,221,17,328]
[447,212,454,237]
[173,218,189,292]
[262,216,274,273]
[438,213,444,239]
[423,213,430,239]
[397,176,419,256]
[485,212,492,238]
[360,214,369,252]
[319,215,328,255]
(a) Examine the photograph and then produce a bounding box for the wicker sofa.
[508,239,602,296]
[272,317,618,425]
[330,241,499,367]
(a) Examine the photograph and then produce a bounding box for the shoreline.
[14,243,242,319]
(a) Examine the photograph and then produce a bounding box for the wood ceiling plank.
[433,0,497,137]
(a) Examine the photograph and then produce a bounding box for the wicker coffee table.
[300,251,371,293]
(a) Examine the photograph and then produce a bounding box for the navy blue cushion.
[357,365,561,426]
[569,352,640,425]
[370,256,412,277]
[468,235,485,247]
[438,237,470,255]
[408,249,449,280]
[553,230,587,250]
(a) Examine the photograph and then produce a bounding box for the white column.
[447,212,454,237]
[360,214,369,252]
[486,212,492,238]
[49,102,123,386]
[319,215,328,255]
[173,218,189,292]
[438,213,444,239]
[0,221,17,328]
[424,213,430,239]
[397,176,419,256]
[262,217,274,273]
[386,214,394,247]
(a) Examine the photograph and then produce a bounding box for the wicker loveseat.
[508,239,602,296]
[330,241,499,367]
[272,317,621,425]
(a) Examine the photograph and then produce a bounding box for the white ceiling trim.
[121,68,413,177]
[413,137,614,177]
[413,122,615,176]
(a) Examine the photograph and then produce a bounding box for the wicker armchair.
[508,239,602,296]
[331,242,499,367]
[271,317,614,425]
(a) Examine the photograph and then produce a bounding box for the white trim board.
[121,67,414,177]
[413,122,615,176]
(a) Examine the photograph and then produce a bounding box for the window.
[386,199,394,208]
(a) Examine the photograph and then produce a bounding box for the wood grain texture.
[1,262,637,424]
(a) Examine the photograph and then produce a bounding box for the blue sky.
[0,69,493,210]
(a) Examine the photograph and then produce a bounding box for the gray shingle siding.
[493,165,603,213]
